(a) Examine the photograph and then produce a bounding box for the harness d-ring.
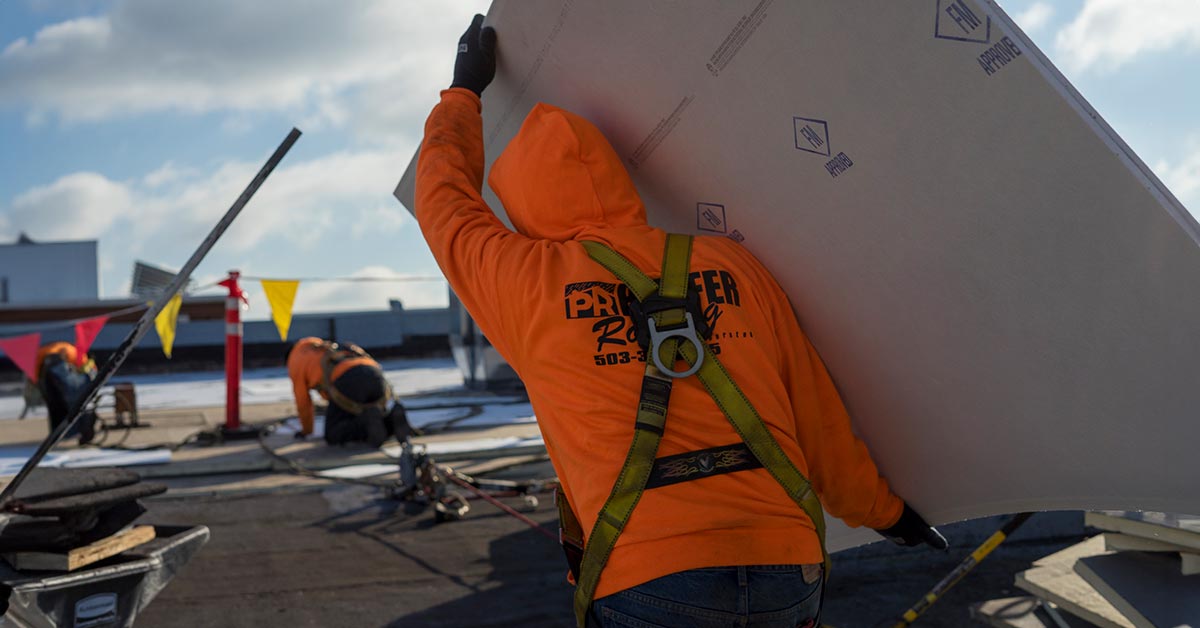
[648,313,705,378]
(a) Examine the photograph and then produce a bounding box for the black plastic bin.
[0,525,209,628]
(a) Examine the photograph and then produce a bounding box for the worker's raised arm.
[762,277,947,548]
[787,324,903,529]
[414,16,535,362]
[739,254,906,523]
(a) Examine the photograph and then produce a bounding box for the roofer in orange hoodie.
[414,16,947,627]
[286,337,412,447]
[35,341,98,444]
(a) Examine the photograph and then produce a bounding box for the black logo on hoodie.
[564,270,742,354]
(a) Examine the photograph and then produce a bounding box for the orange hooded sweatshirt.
[287,337,380,435]
[416,88,903,598]
[35,342,78,383]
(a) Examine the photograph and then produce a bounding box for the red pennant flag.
[0,332,42,383]
[74,315,109,365]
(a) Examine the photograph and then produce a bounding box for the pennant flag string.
[72,315,110,366]
[260,279,300,341]
[0,332,42,382]
[154,294,184,359]
[0,303,145,340]
[1,274,445,351]
[241,275,445,283]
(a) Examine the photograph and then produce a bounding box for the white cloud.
[1056,0,1200,72]
[7,172,132,240]
[1015,2,1054,34]
[1155,149,1200,213]
[0,142,432,304]
[351,204,410,239]
[38,148,409,257]
[0,0,489,125]
[237,265,447,315]
[142,161,195,188]
[217,148,411,251]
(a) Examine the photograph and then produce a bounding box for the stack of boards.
[2,526,157,573]
[0,468,165,573]
[972,511,1200,627]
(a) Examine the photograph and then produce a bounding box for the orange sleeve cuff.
[439,87,482,112]
[876,496,905,529]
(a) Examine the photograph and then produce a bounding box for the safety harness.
[319,342,392,416]
[559,233,830,627]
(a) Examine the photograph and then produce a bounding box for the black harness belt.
[645,443,763,490]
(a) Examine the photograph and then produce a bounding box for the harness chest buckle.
[647,312,705,378]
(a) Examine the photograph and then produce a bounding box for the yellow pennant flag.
[261,279,300,341]
[154,293,183,358]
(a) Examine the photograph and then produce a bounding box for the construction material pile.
[0,467,212,627]
[0,467,165,571]
[971,511,1200,627]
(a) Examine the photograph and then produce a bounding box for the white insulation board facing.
[395,0,1200,551]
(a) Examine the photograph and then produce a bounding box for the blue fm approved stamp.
[793,116,855,179]
[793,117,831,157]
[933,0,1024,76]
[935,0,991,44]
[697,202,727,234]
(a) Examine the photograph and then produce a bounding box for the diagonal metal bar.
[0,127,302,507]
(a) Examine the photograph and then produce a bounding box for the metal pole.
[221,271,244,431]
[890,512,1035,627]
[220,272,258,439]
[0,127,301,507]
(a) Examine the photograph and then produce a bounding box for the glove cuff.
[876,503,947,549]
[449,80,486,97]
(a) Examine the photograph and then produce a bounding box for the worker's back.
[286,337,378,391]
[417,95,902,598]
[35,341,78,381]
[287,337,383,437]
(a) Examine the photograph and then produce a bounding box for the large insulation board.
[395,1,1200,551]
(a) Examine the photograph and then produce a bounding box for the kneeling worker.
[286,337,411,446]
[36,341,98,444]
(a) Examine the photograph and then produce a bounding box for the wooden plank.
[1015,536,1134,628]
[1182,553,1200,577]
[1102,532,1200,576]
[1101,532,1196,554]
[1075,551,1200,628]
[2,525,155,572]
[1086,512,1200,552]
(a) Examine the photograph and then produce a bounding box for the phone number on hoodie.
[592,344,722,367]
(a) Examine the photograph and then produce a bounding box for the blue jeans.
[589,564,823,627]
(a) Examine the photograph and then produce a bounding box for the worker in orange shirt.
[35,341,98,443]
[286,337,411,447]
[413,16,946,626]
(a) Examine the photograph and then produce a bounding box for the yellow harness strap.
[571,234,829,627]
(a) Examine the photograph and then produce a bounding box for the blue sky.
[1,0,1197,319]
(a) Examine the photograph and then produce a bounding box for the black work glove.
[877,503,948,550]
[451,14,497,96]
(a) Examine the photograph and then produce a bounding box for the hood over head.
[488,103,648,241]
